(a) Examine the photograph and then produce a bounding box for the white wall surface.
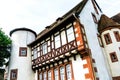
[79,0,111,79]
[70,56,86,80]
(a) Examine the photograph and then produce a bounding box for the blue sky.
[0,0,120,35]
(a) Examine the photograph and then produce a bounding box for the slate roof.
[98,14,120,33]
[10,27,37,37]
[28,0,88,46]
[36,0,88,39]
[111,13,120,24]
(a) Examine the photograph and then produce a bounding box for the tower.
[7,28,37,80]
[98,14,120,79]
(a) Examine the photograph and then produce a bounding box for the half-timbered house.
[6,0,120,80]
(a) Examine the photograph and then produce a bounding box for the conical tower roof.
[98,14,120,33]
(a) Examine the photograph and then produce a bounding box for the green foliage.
[0,28,12,67]
[0,69,4,80]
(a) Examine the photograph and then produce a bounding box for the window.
[19,47,27,57]
[39,73,42,80]
[66,64,72,80]
[104,33,112,44]
[33,48,37,59]
[60,67,65,80]
[42,42,47,55]
[10,69,17,80]
[55,34,61,48]
[38,63,73,80]
[54,69,59,80]
[43,72,47,80]
[61,30,67,45]
[47,40,51,52]
[48,71,51,80]
[91,13,97,23]
[67,26,75,42]
[110,52,118,62]
[114,31,120,42]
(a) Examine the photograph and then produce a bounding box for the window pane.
[42,42,47,55]
[66,64,72,80]
[48,71,51,80]
[61,31,67,45]
[33,48,37,59]
[21,49,26,55]
[44,72,47,80]
[54,69,59,80]
[55,35,61,48]
[39,73,42,80]
[60,67,65,80]
[67,27,75,42]
[19,47,27,56]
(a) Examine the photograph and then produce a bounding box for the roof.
[36,0,88,39]
[10,27,37,37]
[98,14,120,33]
[29,0,88,46]
[111,13,120,24]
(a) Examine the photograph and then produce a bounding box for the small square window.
[104,33,112,45]
[19,47,27,57]
[110,52,118,62]
[10,69,17,80]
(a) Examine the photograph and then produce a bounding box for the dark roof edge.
[10,27,37,37]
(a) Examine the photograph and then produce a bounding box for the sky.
[0,0,120,36]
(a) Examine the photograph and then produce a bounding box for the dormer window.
[104,33,112,45]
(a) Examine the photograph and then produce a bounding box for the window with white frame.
[43,72,47,80]
[47,40,51,52]
[42,42,47,55]
[54,69,59,80]
[61,30,67,45]
[39,73,42,80]
[66,64,72,80]
[55,34,61,48]
[33,48,37,59]
[48,71,51,80]
[60,67,65,80]
[67,26,75,42]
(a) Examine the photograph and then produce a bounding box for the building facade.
[6,0,120,80]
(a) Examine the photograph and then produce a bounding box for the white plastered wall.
[78,0,111,79]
